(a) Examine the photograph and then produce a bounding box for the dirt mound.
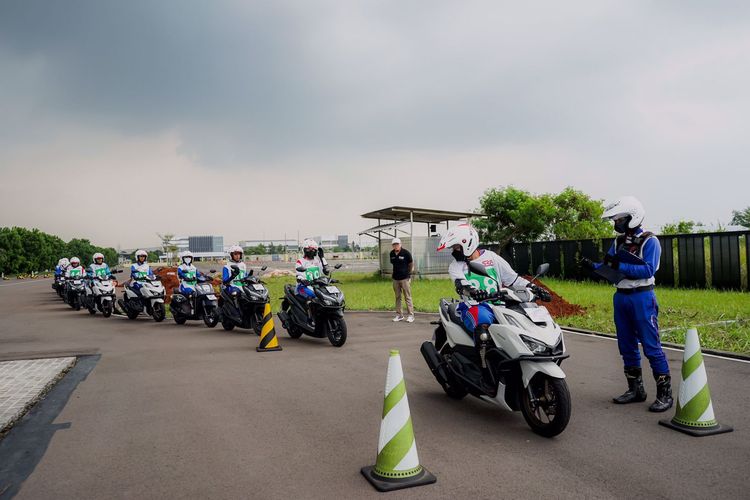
[523,276,585,318]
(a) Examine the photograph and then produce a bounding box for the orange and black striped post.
[257,302,282,352]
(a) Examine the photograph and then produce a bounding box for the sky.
[1,1,749,249]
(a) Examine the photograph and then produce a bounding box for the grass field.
[260,272,750,354]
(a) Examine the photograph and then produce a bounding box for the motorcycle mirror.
[467,259,489,277]
[535,263,550,278]
[231,264,239,271]
[295,265,306,272]
[334,264,342,270]
[248,269,254,276]
[209,269,216,273]
[261,265,268,271]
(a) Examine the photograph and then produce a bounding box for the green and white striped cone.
[361,349,436,492]
[659,328,733,436]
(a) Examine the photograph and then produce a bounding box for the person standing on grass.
[581,196,673,412]
[390,238,415,323]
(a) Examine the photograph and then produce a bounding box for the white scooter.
[119,275,167,321]
[421,262,571,437]
[83,270,122,317]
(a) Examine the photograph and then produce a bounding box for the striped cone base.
[659,328,732,437]
[361,349,436,492]
[256,302,282,352]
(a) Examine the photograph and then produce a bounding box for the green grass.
[259,272,750,354]
[543,278,750,354]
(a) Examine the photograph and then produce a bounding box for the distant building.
[313,235,350,249]
[161,235,225,262]
[189,235,224,253]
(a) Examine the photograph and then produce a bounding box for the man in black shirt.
[390,238,414,323]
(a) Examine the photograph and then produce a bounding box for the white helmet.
[437,224,479,257]
[228,245,243,261]
[135,249,148,262]
[93,252,104,263]
[302,239,319,250]
[70,256,81,266]
[59,258,70,268]
[602,196,645,230]
[180,250,193,264]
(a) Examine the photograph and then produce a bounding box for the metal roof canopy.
[360,206,483,224]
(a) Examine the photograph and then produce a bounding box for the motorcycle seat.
[440,299,464,327]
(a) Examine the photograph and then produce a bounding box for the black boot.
[613,367,647,404]
[648,374,674,412]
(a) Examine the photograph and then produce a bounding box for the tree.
[548,188,613,240]
[661,220,703,235]
[156,233,178,263]
[731,207,750,228]
[243,244,267,256]
[474,186,554,248]
[475,186,612,247]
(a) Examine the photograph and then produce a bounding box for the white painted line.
[0,279,52,288]
[563,329,750,365]
[661,320,741,333]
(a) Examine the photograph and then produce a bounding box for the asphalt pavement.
[0,278,748,499]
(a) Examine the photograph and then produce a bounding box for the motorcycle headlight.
[521,335,552,355]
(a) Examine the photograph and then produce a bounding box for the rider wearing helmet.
[55,258,70,277]
[177,250,204,295]
[438,224,538,389]
[582,196,672,412]
[295,239,329,299]
[88,252,112,279]
[222,245,247,297]
[130,249,154,291]
[65,257,85,278]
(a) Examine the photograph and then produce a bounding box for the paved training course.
[0,278,748,499]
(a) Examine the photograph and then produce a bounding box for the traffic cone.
[256,302,282,352]
[361,349,436,492]
[659,328,733,436]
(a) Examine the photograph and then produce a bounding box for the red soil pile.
[523,276,585,318]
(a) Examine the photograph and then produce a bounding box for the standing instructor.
[390,238,415,323]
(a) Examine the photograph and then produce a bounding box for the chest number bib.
[69,268,82,277]
[305,266,321,282]
[231,270,245,287]
[94,267,108,278]
[465,267,499,294]
[183,270,197,284]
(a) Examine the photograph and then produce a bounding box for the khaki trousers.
[393,278,414,316]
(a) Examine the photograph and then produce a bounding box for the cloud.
[1,1,749,245]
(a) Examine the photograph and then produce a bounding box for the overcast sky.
[1,1,748,249]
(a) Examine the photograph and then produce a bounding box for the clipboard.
[593,265,626,285]
[616,249,647,266]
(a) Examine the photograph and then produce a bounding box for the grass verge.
[260,272,750,354]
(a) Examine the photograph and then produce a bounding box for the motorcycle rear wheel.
[520,375,571,438]
[325,317,347,347]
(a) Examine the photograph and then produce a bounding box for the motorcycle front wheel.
[152,302,166,322]
[520,375,571,438]
[325,317,347,347]
[102,302,113,318]
[203,306,219,328]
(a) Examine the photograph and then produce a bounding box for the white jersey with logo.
[296,256,326,282]
[223,261,247,289]
[65,266,85,278]
[449,250,529,296]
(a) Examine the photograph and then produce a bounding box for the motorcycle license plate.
[207,294,217,300]
[252,284,265,291]
[525,306,552,324]
[325,286,340,294]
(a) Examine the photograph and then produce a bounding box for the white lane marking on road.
[563,330,750,365]
[0,279,52,288]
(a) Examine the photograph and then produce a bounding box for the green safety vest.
[231,269,246,288]
[182,269,197,285]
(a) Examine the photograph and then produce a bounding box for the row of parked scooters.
[51,262,349,347]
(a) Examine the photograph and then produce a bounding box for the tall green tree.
[731,207,750,228]
[475,186,612,247]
